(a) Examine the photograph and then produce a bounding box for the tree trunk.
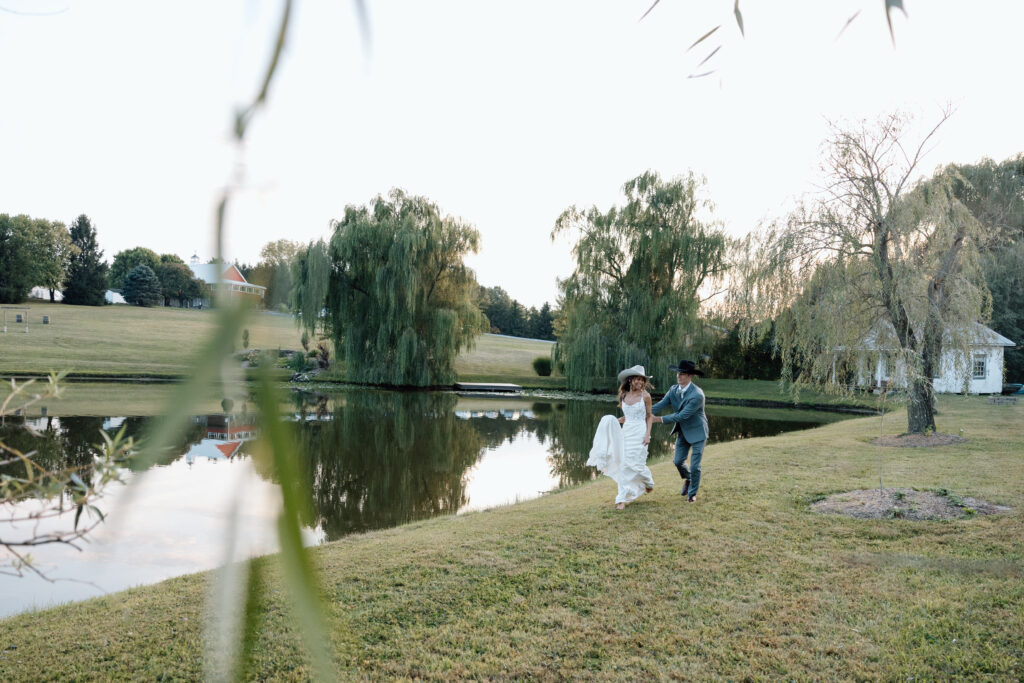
[49,288,55,303]
[906,377,937,434]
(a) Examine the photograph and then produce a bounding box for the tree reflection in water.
[293,390,485,542]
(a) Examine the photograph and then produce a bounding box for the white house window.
[972,353,987,379]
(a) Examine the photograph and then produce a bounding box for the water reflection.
[0,388,834,616]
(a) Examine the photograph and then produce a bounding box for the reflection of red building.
[215,442,243,458]
[206,415,258,441]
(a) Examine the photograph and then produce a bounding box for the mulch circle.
[871,432,966,447]
[811,488,1011,521]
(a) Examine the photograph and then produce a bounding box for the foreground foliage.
[2,396,1019,680]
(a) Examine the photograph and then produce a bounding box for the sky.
[1,1,1022,308]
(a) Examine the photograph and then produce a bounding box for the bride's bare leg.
[615,502,625,510]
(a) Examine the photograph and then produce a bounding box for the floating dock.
[453,382,522,393]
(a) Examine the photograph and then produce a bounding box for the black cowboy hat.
[669,359,705,376]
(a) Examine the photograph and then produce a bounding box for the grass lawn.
[452,334,562,387]
[0,302,303,377]
[1,395,1020,680]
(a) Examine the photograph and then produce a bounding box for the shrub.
[288,351,308,373]
[242,328,250,349]
[532,356,553,376]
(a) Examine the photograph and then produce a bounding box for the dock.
[453,382,522,393]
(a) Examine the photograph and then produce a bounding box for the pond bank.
[1,396,1020,680]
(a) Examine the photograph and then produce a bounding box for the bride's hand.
[642,434,651,445]
[618,417,625,424]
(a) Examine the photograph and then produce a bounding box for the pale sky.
[1,1,1022,308]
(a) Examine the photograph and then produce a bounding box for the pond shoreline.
[3,373,881,414]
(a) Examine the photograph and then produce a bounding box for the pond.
[0,386,846,617]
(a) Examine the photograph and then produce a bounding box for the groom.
[651,360,709,503]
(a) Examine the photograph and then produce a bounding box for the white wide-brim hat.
[617,365,652,385]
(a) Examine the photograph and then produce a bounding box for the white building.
[854,322,1015,394]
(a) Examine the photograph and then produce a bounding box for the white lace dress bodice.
[587,397,655,504]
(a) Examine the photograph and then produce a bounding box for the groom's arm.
[658,392,703,425]
[650,390,672,415]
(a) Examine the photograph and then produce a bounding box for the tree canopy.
[734,112,993,433]
[551,170,728,391]
[62,215,109,306]
[123,265,163,306]
[296,189,483,386]
[944,154,1024,382]
[477,286,556,340]
[0,214,39,303]
[109,247,160,290]
[0,214,72,303]
[154,261,206,307]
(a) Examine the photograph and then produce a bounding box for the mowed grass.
[1,303,561,385]
[1,396,1020,680]
[453,334,561,387]
[0,302,303,377]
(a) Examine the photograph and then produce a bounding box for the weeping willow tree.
[295,189,484,386]
[291,238,331,335]
[732,112,994,434]
[551,171,728,391]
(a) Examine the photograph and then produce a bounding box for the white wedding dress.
[587,398,655,504]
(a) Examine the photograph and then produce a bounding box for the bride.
[587,365,656,510]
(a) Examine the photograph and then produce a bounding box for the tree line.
[288,114,1020,438]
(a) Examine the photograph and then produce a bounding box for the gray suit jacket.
[651,383,709,444]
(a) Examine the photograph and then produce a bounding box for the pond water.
[0,387,842,617]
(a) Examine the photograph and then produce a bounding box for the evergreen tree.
[119,264,157,306]
[62,215,109,306]
[296,190,484,386]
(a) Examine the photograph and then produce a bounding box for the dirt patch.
[811,488,1011,521]
[871,432,966,447]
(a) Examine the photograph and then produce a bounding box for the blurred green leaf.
[638,0,660,22]
[837,10,861,39]
[733,0,744,37]
[696,45,722,69]
[254,366,336,678]
[885,0,906,45]
[687,25,720,53]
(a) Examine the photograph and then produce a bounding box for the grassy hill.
[0,395,1020,679]
[0,303,559,382]
[0,302,303,377]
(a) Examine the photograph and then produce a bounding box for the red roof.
[215,442,242,458]
[222,265,247,283]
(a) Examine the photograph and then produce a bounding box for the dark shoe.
[687,494,697,503]
[680,480,689,496]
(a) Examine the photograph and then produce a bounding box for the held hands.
[618,417,625,424]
